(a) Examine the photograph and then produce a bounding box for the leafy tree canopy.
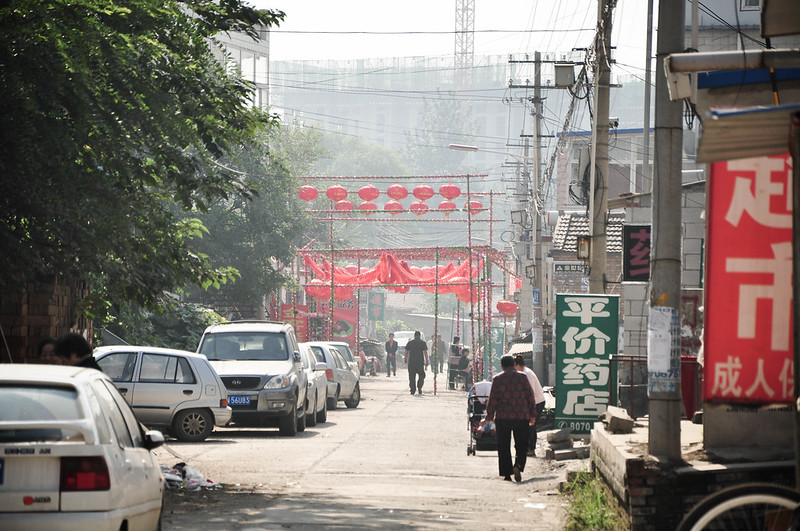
[0,0,284,310]
[190,123,326,307]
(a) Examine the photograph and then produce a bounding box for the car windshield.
[0,384,84,442]
[200,332,289,361]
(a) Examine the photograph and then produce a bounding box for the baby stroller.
[467,381,496,455]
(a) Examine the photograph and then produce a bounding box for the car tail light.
[60,456,111,491]
[326,368,334,382]
[220,398,228,408]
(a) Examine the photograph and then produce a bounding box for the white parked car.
[298,344,328,426]
[94,345,232,442]
[0,365,165,531]
[303,342,361,410]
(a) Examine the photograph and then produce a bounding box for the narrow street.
[157,369,587,530]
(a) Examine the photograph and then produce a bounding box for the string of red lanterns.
[297,183,486,216]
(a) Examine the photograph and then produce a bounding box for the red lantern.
[335,200,354,212]
[387,183,408,200]
[384,200,403,215]
[298,185,318,201]
[438,200,456,216]
[496,300,518,317]
[358,184,380,201]
[359,201,377,214]
[439,183,461,200]
[464,200,484,215]
[326,185,348,201]
[409,201,429,216]
[413,184,435,201]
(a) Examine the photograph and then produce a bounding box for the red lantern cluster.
[335,200,354,212]
[464,200,484,215]
[439,200,456,216]
[359,201,377,215]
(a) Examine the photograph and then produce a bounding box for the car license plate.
[228,395,250,406]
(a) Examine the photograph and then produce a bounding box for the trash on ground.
[161,462,222,491]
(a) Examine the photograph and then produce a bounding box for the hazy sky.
[255,0,653,77]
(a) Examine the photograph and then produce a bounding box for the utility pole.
[649,0,684,461]
[532,51,545,374]
[588,0,614,293]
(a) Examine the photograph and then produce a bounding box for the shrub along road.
[157,369,586,529]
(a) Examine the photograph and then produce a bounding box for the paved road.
[156,369,586,530]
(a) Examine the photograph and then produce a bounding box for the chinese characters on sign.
[555,294,618,433]
[623,225,651,281]
[705,155,794,404]
[367,292,385,321]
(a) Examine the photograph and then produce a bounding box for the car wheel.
[344,382,361,408]
[172,409,213,442]
[278,402,298,436]
[327,387,339,410]
[307,391,318,427]
[296,398,307,433]
[316,392,328,423]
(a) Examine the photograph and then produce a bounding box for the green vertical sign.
[367,292,384,321]
[489,326,504,377]
[555,294,619,434]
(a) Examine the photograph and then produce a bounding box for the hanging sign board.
[555,294,618,433]
[623,224,651,281]
[704,154,794,404]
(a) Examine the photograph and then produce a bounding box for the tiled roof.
[550,212,624,253]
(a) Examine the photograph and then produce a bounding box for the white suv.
[197,321,308,436]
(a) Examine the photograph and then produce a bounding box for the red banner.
[281,304,309,343]
[704,154,793,404]
[316,298,358,346]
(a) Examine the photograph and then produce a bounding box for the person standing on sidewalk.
[385,333,398,377]
[514,354,546,457]
[448,336,462,389]
[481,354,536,482]
[404,331,428,395]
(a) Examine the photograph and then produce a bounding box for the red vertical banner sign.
[281,304,309,343]
[317,298,358,346]
[704,154,794,404]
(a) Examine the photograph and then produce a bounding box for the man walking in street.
[404,331,428,395]
[385,333,398,377]
[481,354,536,482]
[434,334,447,373]
[514,354,546,457]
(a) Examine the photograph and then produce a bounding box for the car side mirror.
[143,429,165,450]
[293,351,302,363]
[314,362,328,372]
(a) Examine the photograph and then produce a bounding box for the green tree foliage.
[190,123,326,307]
[0,0,284,310]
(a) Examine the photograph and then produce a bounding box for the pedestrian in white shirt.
[514,354,546,457]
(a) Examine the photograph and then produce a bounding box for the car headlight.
[264,374,290,390]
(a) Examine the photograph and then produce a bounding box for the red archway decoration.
[409,201,429,216]
[358,185,380,201]
[298,185,318,201]
[387,183,408,200]
[326,185,348,201]
[439,183,461,200]
[413,184,435,201]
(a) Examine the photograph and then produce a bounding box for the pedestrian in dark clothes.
[404,331,428,395]
[481,354,536,482]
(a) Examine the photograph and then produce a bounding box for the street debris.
[161,462,222,491]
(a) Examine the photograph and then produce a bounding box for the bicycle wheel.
[677,482,800,531]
